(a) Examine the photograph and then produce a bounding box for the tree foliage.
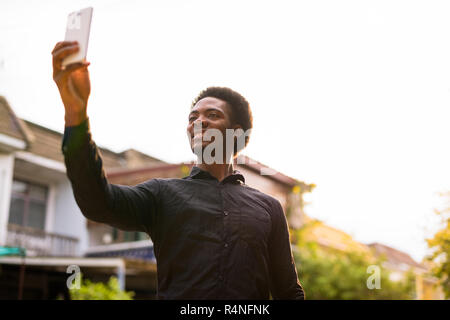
[293,225,416,300]
[69,275,135,300]
[427,191,450,298]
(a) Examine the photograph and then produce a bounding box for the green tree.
[427,191,450,298]
[293,224,416,300]
[69,275,135,300]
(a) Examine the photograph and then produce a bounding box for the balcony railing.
[5,224,79,257]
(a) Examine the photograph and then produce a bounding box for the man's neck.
[196,162,235,182]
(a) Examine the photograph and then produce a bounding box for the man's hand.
[52,41,91,126]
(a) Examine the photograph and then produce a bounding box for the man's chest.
[156,181,272,248]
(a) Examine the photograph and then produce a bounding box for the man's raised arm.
[52,41,159,237]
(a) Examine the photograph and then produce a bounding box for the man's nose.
[194,117,208,129]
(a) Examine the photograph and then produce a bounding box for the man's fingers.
[51,42,65,54]
[52,45,78,71]
[53,45,80,62]
[52,41,79,72]
[65,61,90,71]
[53,61,90,83]
[51,41,78,55]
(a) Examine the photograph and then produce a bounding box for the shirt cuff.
[61,118,91,158]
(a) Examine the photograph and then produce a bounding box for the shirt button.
[224,243,228,248]
[223,210,229,216]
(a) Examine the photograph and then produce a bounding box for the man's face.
[187,97,235,153]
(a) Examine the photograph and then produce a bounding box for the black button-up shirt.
[62,118,305,300]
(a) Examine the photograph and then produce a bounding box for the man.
[52,41,305,300]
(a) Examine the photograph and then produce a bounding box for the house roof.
[235,154,311,189]
[1,96,308,188]
[368,242,425,270]
[109,162,189,177]
[0,95,164,170]
[109,155,309,189]
[118,148,165,169]
[22,119,126,170]
[0,96,33,144]
[302,219,372,254]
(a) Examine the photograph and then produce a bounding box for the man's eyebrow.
[189,108,223,116]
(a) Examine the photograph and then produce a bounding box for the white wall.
[0,152,14,246]
[53,179,89,256]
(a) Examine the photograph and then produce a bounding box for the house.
[0,96,312,299]
[0,96,168,298]
[368,242,445,300]
[294,218,372,254]
[292,215,444,300]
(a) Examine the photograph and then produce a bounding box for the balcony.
[5,224,79,257]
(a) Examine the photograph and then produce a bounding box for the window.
[112,228,148,243]
[8,179,48,230]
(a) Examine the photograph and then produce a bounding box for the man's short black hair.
[191,86,253,155]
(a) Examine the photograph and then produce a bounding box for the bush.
[69,275,135,300]
[293,227,416,300]
[426,191,450,298]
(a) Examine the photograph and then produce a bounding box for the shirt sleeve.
[267,199,305,300]
[61,118,160,238]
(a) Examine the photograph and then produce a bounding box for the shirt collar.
[187,166,245,184]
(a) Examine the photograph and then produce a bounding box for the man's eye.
[189,117,196,122]
[208,113,218,118]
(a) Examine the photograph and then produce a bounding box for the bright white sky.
[1,0,449,262]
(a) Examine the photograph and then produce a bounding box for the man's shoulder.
[139,177,189,188]
[240,183,282,210]
[139,178,282,209]
[138,176,203,192]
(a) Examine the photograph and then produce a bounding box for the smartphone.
[62,7,93,68]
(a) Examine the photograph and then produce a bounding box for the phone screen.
[62,7,93,68]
